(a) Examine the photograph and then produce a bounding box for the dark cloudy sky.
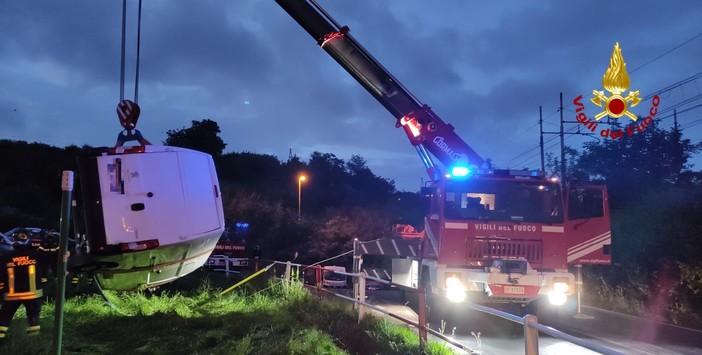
[2,1,701,191]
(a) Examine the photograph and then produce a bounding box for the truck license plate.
[504,286,525,294]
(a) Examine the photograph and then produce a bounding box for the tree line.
[2,117,702,327]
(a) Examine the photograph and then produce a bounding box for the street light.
[298,175,306,220]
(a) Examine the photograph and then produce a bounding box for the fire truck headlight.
[553,282,569,294]
[548,292,567,306]
[445,276,466,303]
[547,282,570,306]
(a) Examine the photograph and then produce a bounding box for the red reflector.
[120,239,160,252]
[108,146,147,155]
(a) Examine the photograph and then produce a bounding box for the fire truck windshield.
[443,179,563,224]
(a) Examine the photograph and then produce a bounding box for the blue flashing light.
[451,166,471,177]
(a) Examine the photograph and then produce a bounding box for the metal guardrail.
[467,303,623,355]
[211,258,624,355]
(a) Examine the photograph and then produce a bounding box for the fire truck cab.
[416,170,610,306]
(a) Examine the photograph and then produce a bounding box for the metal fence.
[209,257,624,355]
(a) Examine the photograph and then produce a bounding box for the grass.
[0,269,455,354]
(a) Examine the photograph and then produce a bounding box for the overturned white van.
[74,145,224,290]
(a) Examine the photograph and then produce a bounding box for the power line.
[483,109,560,160]
[645,71,702,100]
[657,93,702,116]
[509,72,702,166]
[630,32,702,74]
[506,123,582,168]
[664,102,702,125]
[504,32,702,168]
[521,101,702,169]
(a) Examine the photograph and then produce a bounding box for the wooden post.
[418,287,428,349]
[417,237,427,350]
[524,314,539,355]
[352,238,361,309]
[284,261,291,288]
[358,277,366,323]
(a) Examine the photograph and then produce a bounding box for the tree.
[217,152,285,193]
[304,152,348,213]
[304,207,393,265]
[164,119,227,158]
[345,155,395,206]
[544,146,586,182]
[220,186,310,261]
[0,140,79,230]
[575,123,700,207]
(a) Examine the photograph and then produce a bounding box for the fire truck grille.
[467,238,542,264]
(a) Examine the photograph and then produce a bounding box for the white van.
[76,145,224,291]
[322,266,347,288]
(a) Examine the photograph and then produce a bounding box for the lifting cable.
[119,0,142,104]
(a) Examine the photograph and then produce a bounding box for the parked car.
[322,266,348,288]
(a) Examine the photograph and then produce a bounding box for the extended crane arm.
[276,0,486,178]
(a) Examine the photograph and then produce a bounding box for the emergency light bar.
[451,166,471,177]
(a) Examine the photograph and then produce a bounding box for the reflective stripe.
[3,256,42,301]
[4,290,42,301]
[0,326,8,332]
[27,325,41,333]
[0,333,5,339]
[7,267,14,294]
[29,264,36,292]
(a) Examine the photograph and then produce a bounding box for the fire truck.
[276,0,611,309]
[205,222,250,269]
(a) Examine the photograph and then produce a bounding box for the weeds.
[0,274,455,354]
[471,331,482,352]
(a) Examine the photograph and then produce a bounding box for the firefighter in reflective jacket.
[0,230,51,340]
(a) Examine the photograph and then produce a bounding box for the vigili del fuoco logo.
[573,42,660,139]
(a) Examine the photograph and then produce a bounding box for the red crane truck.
[276,0,611,311]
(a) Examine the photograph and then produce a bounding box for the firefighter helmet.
[14,229,30,242]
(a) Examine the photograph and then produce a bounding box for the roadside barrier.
[209,257,624,355]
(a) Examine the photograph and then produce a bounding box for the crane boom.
[277,0,612,312]
[276,0,485,178]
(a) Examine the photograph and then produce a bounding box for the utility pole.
[541,93,596,181]
[560,92,566,187]
[539,106,545,172]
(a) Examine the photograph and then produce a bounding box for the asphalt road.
[364,289,702,354]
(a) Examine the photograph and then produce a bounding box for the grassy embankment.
[0,271,455,354]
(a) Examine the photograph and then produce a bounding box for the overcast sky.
[2,1,701,191]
